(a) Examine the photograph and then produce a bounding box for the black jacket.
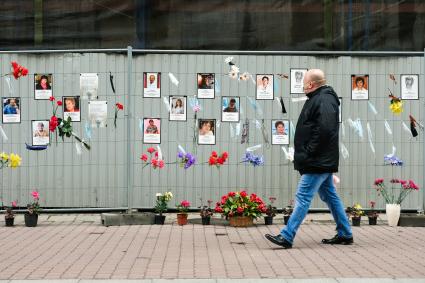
[294,85,340,174]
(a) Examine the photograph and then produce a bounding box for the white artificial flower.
[231,65,240,73]
[228,71,238,79]
[241,72,250,81]
[224,56,234,64]
[156,193,162,197]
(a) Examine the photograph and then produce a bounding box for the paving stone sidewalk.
[0,214,424,281]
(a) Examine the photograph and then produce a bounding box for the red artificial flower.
[49,96,55,101]
[221,195,228,204]
[49,116,58,132]
[151,158,158,167]
[369,201,376,208]
[215,206,223,213]
[11,201,17,207]
[250,193,257,201]
[399,180,407,185]
[140,154,148,162]
[217,157,224,165]
[222,151,228,160]
[181,200,191,207]
[240,191,247,198]
[209,156,217,165]
[255,197,263,204]
[147,147,156,154]
[158,160,165,169]
[211,151,218,158]
[228,192,236,197]
[390,178,400,184]
[237,207,244,214]
[11,61,28,79]
[374,178,384,186]
[57,101,63,106]
[408,180,419,190]
[31,191,40,200]
[116,103,124,110]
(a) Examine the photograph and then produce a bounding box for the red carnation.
[147,147,156,154]
[240,191,247,198]
[116,103,124,110]
[374,178,384,186]
[158,160,165,169]
[209,156,217,165]
[237,207,244,214]
[222,151,228,160]
[228,192,236,197]
[49,116,58,132]
[57,101,63,106]
[49,96,55,101]
[211,151,218,158]
[140,154,148,162]
[151,158,158,167]
[215,206,223,213]
[217,157,224,165]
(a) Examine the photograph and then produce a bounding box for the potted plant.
[264,197,277,225]
[282,200,294,225]
[374,178,419,227]
[25,191,41,227]
[4,201,17,227]
[154,192,173,225]
[199,199,213,225]
[367,201,379,225]
[346,204,364,226]
[176,200,190,225]
[214,191,266,227]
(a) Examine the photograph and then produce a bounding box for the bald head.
[303,69,326,94]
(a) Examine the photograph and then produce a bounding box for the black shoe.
[264,234,292,249]
[321,234,353,245]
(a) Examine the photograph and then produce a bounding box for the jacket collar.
[306,85,327,99]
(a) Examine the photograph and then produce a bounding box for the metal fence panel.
[0,51,423,211]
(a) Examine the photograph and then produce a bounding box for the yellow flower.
[8,153,21,168]
[353,204,362,210]
[389,101,403,115]
[0,152,9,161]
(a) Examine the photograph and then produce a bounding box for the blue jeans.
[281,173,352,244]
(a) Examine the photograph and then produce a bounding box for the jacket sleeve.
[304,100,337,156]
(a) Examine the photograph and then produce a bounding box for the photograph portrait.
[2,97,21,124]
[80,73,98,100]
[351,75,369,100]
[169,96,187,121]
[32,120,50,146]
[256,75,274,100]
[63,96,81,122]
[34,74,53,100]
[88,101,107,127]
[271,120,289,145]
[143,72,161,98]
[143,118,161,144]
[290,68,308,94]
[197,73,215,99]
[221,97,240,122]
[198,119,216,145]
[401,74,419,100]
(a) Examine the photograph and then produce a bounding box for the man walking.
[265,69,352,249]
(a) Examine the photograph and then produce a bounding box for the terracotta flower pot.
[177,213,188,225]
[229,216,253,227]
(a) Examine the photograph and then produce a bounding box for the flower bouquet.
[208,151,228,168]
[215,191,266,227]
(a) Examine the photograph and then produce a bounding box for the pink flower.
[390,178,400,184]
[408,180,419,190]
[151,158,158,167]
[11,201,17,207]
[374,178,384,185]
[147,147,156,154]
[158,160,165,169]
[181,200,190,208]
[400,180,407,185]
[140,154,148,162]
[31,191,39,200]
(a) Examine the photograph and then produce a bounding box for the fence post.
[127,46,133,213]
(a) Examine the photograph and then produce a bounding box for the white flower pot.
[386,203,401,227]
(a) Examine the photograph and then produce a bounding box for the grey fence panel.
[0,51,423,210]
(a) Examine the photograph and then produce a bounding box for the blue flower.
[242,152,264,167]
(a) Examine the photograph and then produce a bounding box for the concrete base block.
[101,212,155,226]
[398,214,425,227]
